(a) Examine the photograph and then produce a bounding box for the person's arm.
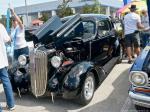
[10,8,24,29]
[0,24,11,43]
[137,20,150,31]
[137,22,145,29]
[136,15,145,29]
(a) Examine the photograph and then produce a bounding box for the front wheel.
[77,72,95,105]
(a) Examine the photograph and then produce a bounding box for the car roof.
[62,14,110,21]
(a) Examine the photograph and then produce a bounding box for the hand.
[143,27,150,31]
[9,8,15,14]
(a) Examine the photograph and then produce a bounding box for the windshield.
[65,20,95,40]
[83,21,95,34]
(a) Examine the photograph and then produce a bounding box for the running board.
[103,57,118,75]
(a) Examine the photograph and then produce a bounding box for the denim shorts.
[14,46,29,60]
[125,32,140,48]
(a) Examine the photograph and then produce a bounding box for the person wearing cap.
[0,23,15,111]
[141,9,150,48]
[10,8,29,60]
[124,5,145,64]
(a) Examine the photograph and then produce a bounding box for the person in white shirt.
[0,23,15,111]
[124,5,145,64]
[141,9,150,47]
[10,8,29,60]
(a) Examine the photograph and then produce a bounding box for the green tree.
[91,0,100,13]
[82,0,101,14]
[57,1,73,18]
[82,4,93,14]
[40,13,49,22]
[100,6,106,14]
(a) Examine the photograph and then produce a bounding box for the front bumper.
[129,91,150,108]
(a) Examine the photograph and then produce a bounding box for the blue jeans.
[0,68,15,111]
[14,46,29,60]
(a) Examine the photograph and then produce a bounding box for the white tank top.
[11,26,27,49]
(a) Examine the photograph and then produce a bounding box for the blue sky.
[0,0,56,15]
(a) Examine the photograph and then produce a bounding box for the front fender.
[131,45,150,71]
[63,61,94,91]
[9,66,30,93]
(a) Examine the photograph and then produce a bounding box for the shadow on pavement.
[77,67,133,112]
[77,65,150,112]
[0,85,81,112]
[0,89,82,112]
[13,94,81,112]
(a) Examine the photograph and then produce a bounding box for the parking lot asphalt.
[0,60,146,112]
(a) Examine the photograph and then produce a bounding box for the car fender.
[63,61,96,91]
[131,44,150,71]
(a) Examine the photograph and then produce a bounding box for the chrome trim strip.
[129,91,150,108]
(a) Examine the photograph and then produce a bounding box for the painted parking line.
[120,96,132,112]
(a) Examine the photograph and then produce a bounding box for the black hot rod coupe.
[8,14,122,105]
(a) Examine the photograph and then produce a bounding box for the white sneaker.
[6,105,15,111]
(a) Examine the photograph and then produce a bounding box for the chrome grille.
[29,50,48,97]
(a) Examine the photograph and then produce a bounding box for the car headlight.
[51,56,62,68]
[18,55,27,66]
[129,71,148,87]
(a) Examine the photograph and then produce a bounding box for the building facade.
[14,0,123,26]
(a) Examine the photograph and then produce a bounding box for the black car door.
[80,20,96,60]
[91,19,112,61]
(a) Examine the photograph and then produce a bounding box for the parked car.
[129,44,150,109]
[8,14,122,105]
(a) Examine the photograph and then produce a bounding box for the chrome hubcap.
[84,76,94,100]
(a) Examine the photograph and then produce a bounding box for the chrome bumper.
[129,91,150,108]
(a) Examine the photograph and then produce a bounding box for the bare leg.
[131,45,135,57]
[135,47,141,56]
[127,47,132,61]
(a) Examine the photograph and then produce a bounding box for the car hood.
[33,14,81,46]
[131,44,150,72]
